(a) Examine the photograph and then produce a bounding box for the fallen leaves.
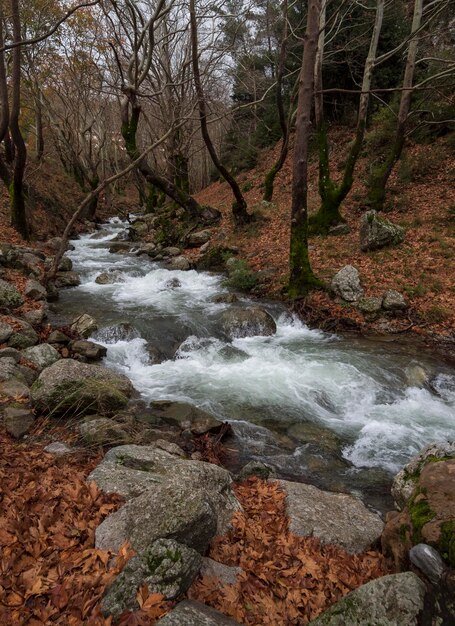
[189,477,387,625]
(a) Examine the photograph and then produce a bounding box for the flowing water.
[51,218,455,512]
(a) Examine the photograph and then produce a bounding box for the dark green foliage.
[224,259,259,292]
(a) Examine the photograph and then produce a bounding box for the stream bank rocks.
[279,480,384,553]
[308,572,425,626]
[382,440,455,571]
[331,265,363,302]
[31,359,133,415]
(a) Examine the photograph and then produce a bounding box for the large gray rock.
[331,265,363,302]
[308,572,425,626]
[149,401,224,434]
[101,539,201,618]
[360,210,405,252]
[221,306,276,339]
[58,256,73,272]
[279,480,384,553]
[391,441,455,510]
[0,347,21,362]
[156,600,242,625]
[0,321,13,343]
[0,378,30,400]
[24,279,47,301]
[382,289,408,311]
[31,359,133,416]
[95,481,217,554]
[89,444,240,537]
[23,305,47,326]
[0,279,23,309]
[22,344,60,371]
[71,313,98,338]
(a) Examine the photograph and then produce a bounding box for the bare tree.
[288,0,322,298]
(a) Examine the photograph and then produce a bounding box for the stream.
[51,218,455,513]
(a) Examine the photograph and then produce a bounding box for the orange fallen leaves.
[189,477,387,625]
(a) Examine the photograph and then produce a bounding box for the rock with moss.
[224,259,258,292]
[382,442,455,570]
[89,444,240,540]
[102,539,201,618]
[187,229,212,248]
[196,246,237,272]
[8,328,39,349]
[0,279,23,309]
[79,417,130,446]
[221,306,276,339]
[166,255,191,271]
[31,359,133,416]
[236,460,276,482]
[24,279,47,301]
[0,321,13,343]
[360,210,405,252]
[382,289,408,312]
[71,340,107,361]
[0,358,26,384]
[308,572,425,626]
[358,296,383,316]
[54,271,81,289]
[22,344,60,372]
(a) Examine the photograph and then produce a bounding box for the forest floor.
[195,129,455,352]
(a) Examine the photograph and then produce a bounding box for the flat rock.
[44,442,72,455]
[156,600,242,625]
[308,572,425,626]
[279,480,384,553]
[149,401,224,435]
[3,407,34,438]
[187,229,211,247]
[79,417,129,445]
[71,339,107,361]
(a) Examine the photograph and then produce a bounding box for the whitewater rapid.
[54,218,455,504]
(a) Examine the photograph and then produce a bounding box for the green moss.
[408,490,434,544]
[399,523,410,543]
[223,260,258,292]
[439,520,455,568]
[46,379,129,418]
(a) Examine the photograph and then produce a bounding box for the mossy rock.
[0,279,23,309]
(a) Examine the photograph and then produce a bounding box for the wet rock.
[200,558,242,585]
[360,210,405,252]
[358,296,383,316]
[136,243,157,256]
[109,242,132,254]
[95,323,138,343]
[102,539,201,618]
[221,306,276,339]
[236,460,276,482]
[95,271,123,285]
[187,229,211,247]
[31,359,133,416]
[165,277,181,289]
[149,401,224,435]
[0,347,21,362]
[24,279,47,301]
[89,444,240,540]
[0,279,23,309]
[409,543,447,585]
[308,572,425,626]
[279,480,384,553]
[54,271,81,288]
[217,345,249,362]
[71,340,107,361]
[48,330,70,344]
[22,344,60,371]
[391,441,455,510]
[405,364,428,388]
[166,255,191,271]
[211,293,239,304]
[287,422,342,454]
[331,265,363,302]
[44,441,72,455]
[382,289,408,311]
[0,321,13,343]
[71,313,98,338]
[3,407,34,438]
[79,417,129,445]
[156,600,242,625]
[58,256,73,272]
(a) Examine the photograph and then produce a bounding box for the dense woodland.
[0,0,453,295]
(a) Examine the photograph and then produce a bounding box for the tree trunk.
[367,0,423,211]
[189,0,251,225]
[9,0,28,239]
[310,0,384,234]
[263,0,291,203]
[35,92,44,161]
[288,0,322,298]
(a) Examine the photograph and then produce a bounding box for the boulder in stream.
[166,255,191,270]
[221,306,276,338]
[54,271,81,288]
[149,401,225,435]
[71,313,98,338]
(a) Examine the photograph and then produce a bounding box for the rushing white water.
[59,220,455,491]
